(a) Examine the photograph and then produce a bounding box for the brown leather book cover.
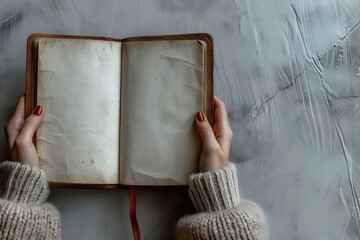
[25,33,214,188]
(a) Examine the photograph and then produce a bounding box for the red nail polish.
[33,105,42,116]
[197,112,205,122]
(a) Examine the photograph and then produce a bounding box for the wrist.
[0,161,49,204]
[188,163,240,212]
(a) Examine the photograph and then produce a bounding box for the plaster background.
[0,0,360,239]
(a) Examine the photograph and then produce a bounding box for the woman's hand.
[4,96,44,168]
[195,96,233,172]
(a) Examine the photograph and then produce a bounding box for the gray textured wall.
[0,0,359,239]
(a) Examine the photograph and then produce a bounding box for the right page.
[120,40,206,185]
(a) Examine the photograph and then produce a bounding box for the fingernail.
[33,105,43,116]
[196,112,205,122]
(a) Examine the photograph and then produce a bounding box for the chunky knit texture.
[0,161,61,240]
[176,164,268,239]
[188,164,240,212]
[0,161,266,240]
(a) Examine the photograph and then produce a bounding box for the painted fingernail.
[196,112,205,122]
[33,105,43,116]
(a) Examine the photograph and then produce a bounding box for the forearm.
[188,163,240,212]
[176,163,268,240]
[0,161,61,239]
[0,161,49,204]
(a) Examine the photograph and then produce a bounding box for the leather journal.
[25,33,214,188]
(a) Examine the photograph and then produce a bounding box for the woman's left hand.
[4,96,44,168]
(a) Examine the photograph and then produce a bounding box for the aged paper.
[120,40,205,185]
[37,38,121,184]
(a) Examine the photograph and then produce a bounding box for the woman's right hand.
[195,96,233,172]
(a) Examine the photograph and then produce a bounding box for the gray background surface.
[1,0,360,239]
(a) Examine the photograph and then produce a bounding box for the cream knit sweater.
[0,161,267,240]
[0,161,60,239]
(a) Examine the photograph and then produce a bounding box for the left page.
[36,38,121,184]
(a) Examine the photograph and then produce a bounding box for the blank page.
[120,40,205,185]
[37,38,121,184]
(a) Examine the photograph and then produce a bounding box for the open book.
[25,33,213,187]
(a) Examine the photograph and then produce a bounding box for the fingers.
[15,105,44,148]
[213,96,233,156]
[13,96,26,119]
[214,96,230,128]
[5,96,26,150]
[195,96,234,172]
[195,111,220,151]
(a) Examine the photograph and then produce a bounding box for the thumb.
[16,105,44,145]
[195,112,218,151]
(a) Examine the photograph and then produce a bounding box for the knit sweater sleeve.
[176,163,268,240]
[0,161,61,239]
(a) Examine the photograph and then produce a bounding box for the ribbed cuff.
[188,163,240,212]
[0,161,49,205]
